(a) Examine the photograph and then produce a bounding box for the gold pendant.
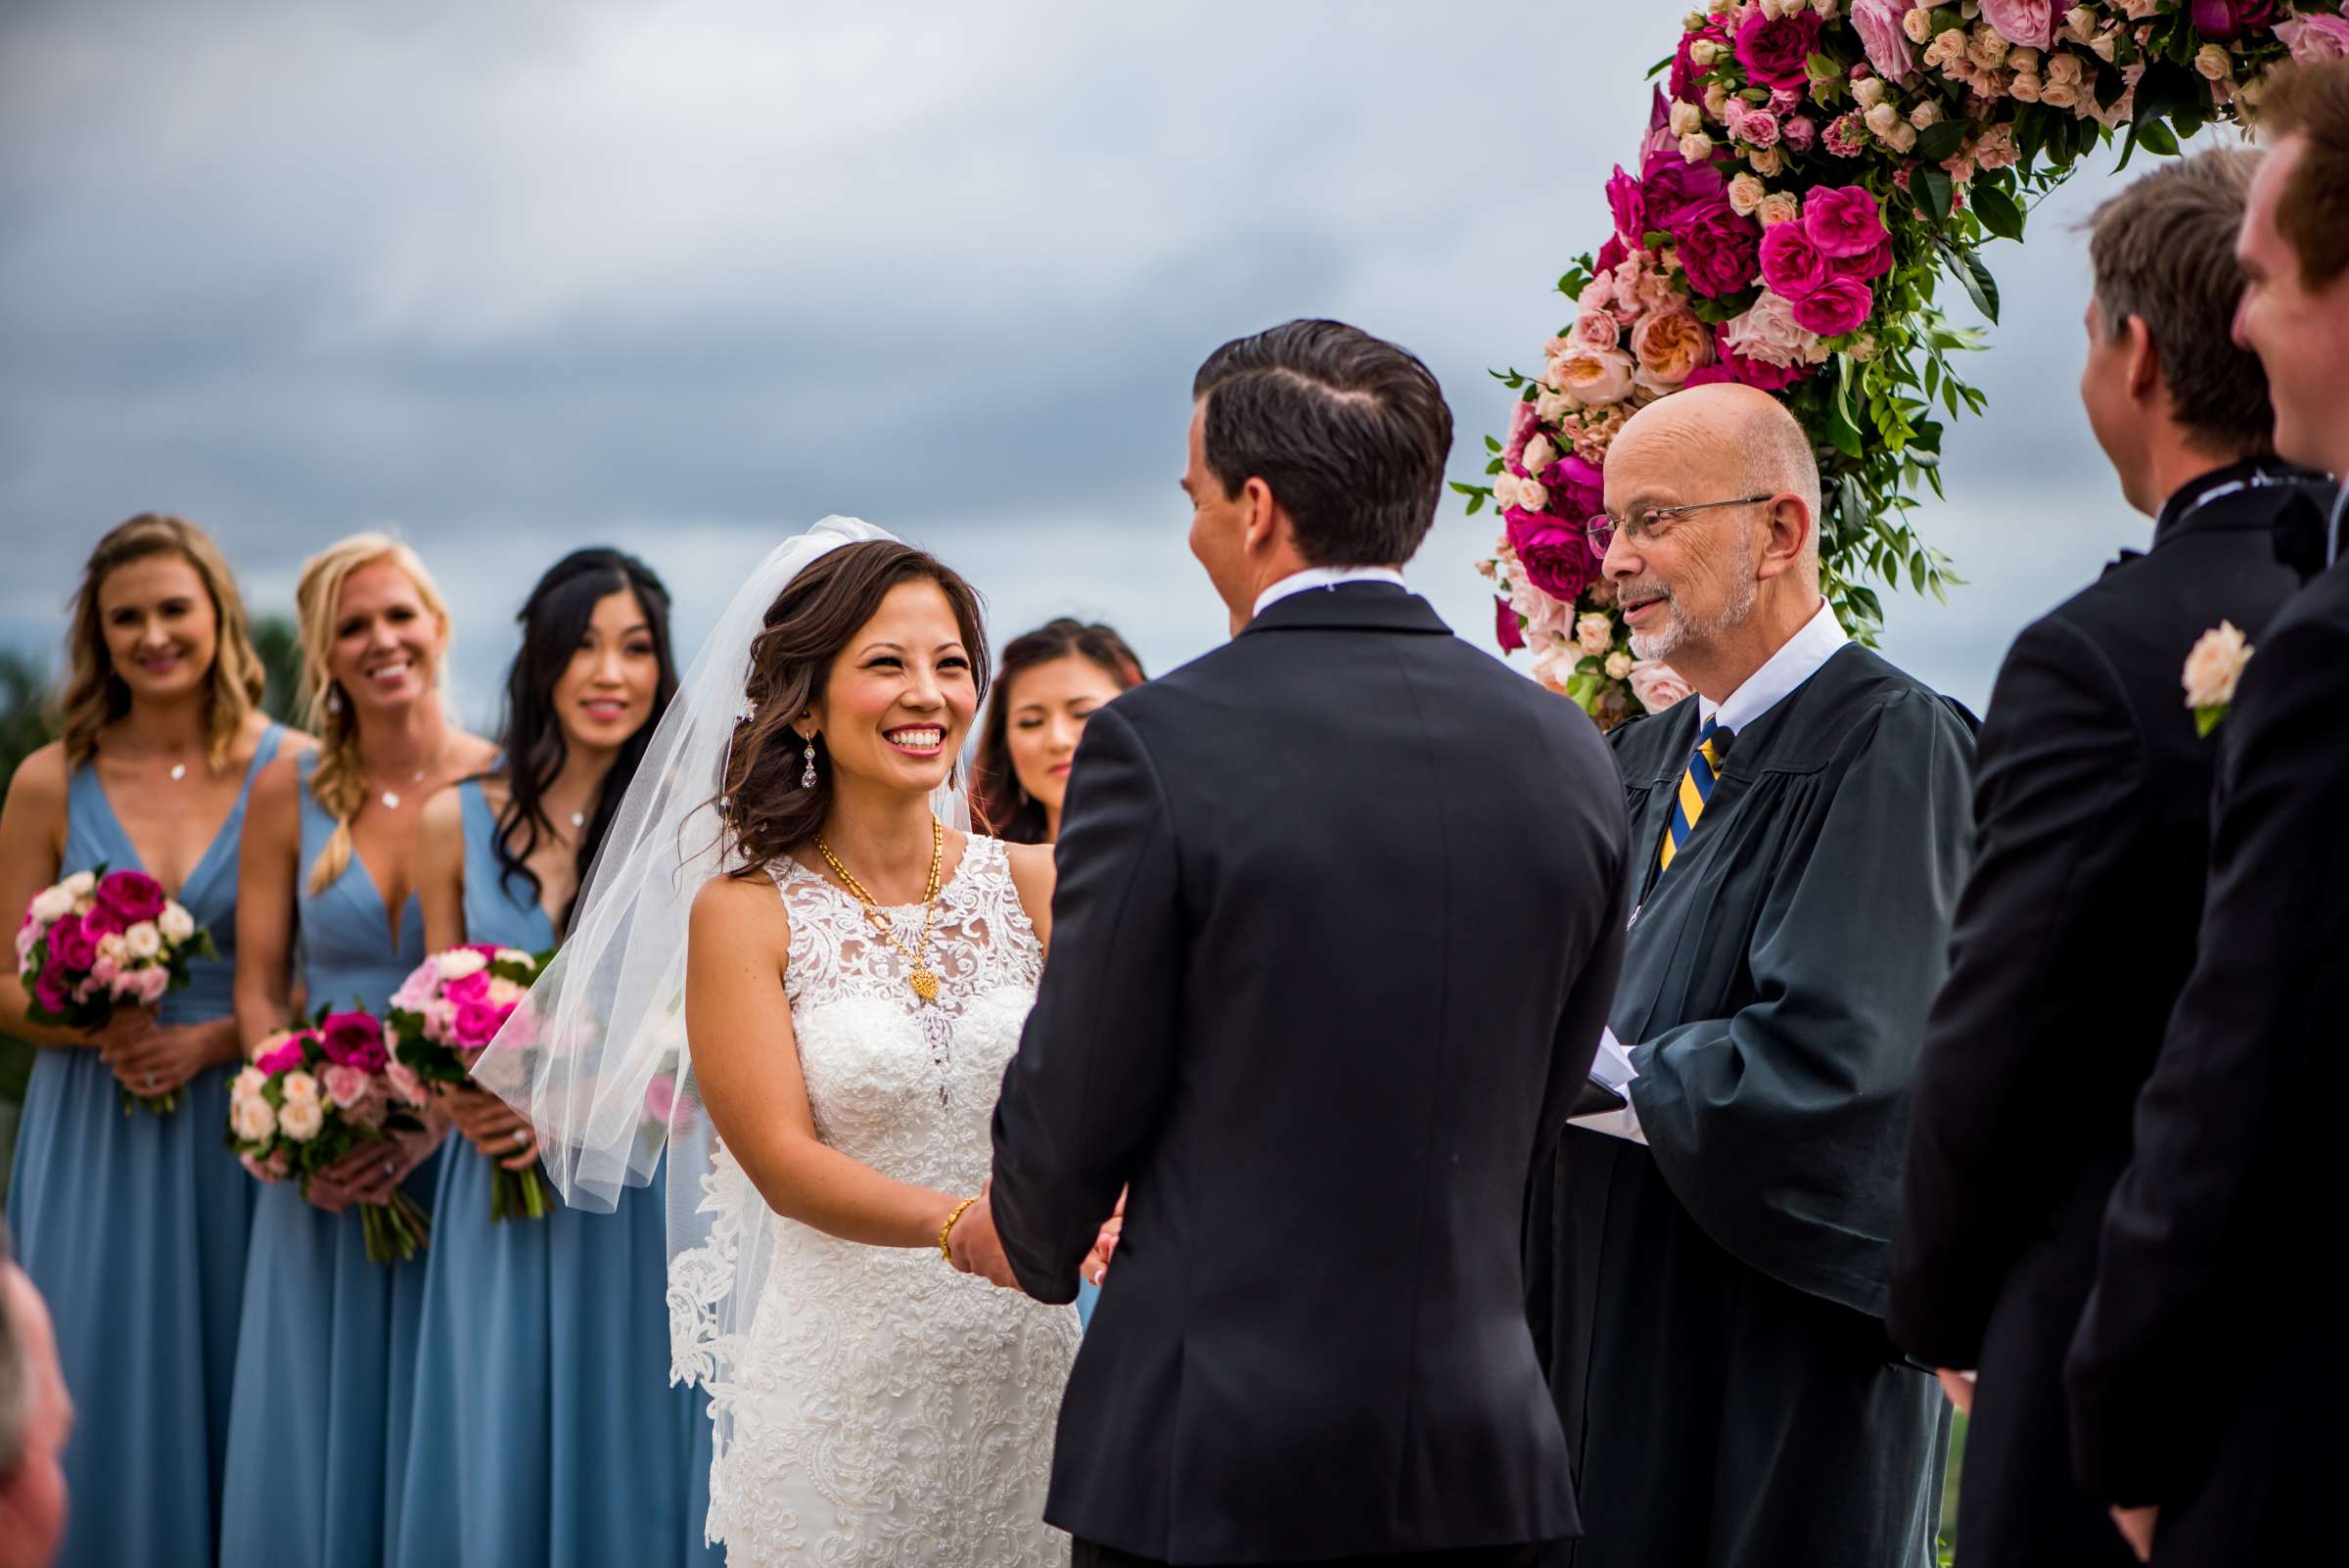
[909,967,939,1003]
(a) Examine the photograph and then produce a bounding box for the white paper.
[1571,1027,1648,1145]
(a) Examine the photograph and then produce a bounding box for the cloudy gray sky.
[2,0,2224,723]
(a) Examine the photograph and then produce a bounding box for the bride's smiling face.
[806,580,978,797]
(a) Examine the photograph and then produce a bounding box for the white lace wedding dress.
[668,836,1081,1565]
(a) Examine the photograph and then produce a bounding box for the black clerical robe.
[1528,642,1973,1568]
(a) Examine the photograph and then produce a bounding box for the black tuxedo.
[2064,537,2349,1563]
[1889,466,2316,1564]
[990,583,1630,1566]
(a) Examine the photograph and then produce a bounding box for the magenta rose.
[1670,22,1730,103]
[1979,0,2057,50]
[1504,508,1599,606]
[444,969,490,1006]
[1790,277,1875,338]
[1760,223,1831,300]
[1545,453,1607,526]
[254,1038,307,1077]
[31,958,69,1016]
[1833,233,1895,283]
[1804,185,1887,260]
[320,1009,389,1072]
[1495,597,1527,654]
[451,998,507,1046]
[1594,234,1631,276]
[48,914,97,973]
[1606,165,1646,244]
[1671,204,1763,299]
[1640,143,1727,224]
[77,900,124,939]
[1710,332,1815,392]
[1504,396,1541,466]
[1734,8,1822,91]
[96,868,167,927]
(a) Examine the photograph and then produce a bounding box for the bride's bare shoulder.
[690,866,794,953]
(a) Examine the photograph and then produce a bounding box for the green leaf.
[1939,241,2001,324]
[1970,182,2025,243]
[2194,706,2224,738]
[1919,165,1955,225]
[2138,120,2181,159]
[1914,119,1970,163]
[1484,434,1501,452]
[1485,456,1503,475]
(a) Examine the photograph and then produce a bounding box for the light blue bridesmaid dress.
[5,725,283,1568]
[216,749,439,1568]
[392,779,717,1568]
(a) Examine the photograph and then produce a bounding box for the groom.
[978,319,1631,1566]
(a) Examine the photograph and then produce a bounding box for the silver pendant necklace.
[380,769,426,810]
[168,763,186,781]
[568,810,586,829]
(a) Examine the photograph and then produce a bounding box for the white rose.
[2194,43,2232,82]
[485,977,524,1007]
[1533,389,1573,426]
[1886,119,1919,154]
[28,885,73,925]
[1865,102,1901,135]
[1576,613,1616,659]
[1684,9,1709,27]
[1493,471,1523,511]
[2009,71,2045,102]
[158,902,196,942]
[60,871,95,899]
[1704,81,1733,118]
[1910,100,1944,129]
[1727,172,1767,217]
[1854,75,1887,109]
[2182,622,2253,711]
[1547,345,1639,409]
[1604,651,1635,681]
[280,1070,321,1105]
[231,1066,268,1105]
[436,947,489,981]
[1760,191,1803,227]
[1690,38,1727,66]
[1518,478,1552,514]
[96,932,128,965]
[277,1096,325,1142]
[2040,78,2080,108]
[1903,5,1935,43]
[1522,434,1557,475]
[1680,131,1716,163]
[494,947,535,969]
[2065,7,2097,44]
[2008,46,2040,71]
[124,922,162,959]
[1748,147,1784,176]
[1670,100,1704,137]
[232,1094,279,1143]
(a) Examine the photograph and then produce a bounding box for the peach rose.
[1631,308,1717,389]
[1576,613,1615,658]
[1760,191,1802,226]
[1547,346,1637,408]
[2182,621,2253,712]
[1628,660,1695,713]
[1727,172,1767,216]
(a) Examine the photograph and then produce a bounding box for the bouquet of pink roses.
[224,1007,434,1264]
[16,863,218,1114]
[388,944,555,1223]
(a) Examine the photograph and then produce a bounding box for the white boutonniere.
[2182,621,2254,738]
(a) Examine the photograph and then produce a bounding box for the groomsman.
[2066,61,2349,1565]
[1888,150,2317,1567]
[1526,381,1975,1568]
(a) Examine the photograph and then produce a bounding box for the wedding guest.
[1525,382,1974,1568]
[2067,59,2349,1566]
[0,515,285,1568]
[1889,149,2317,1568]
[219,534,495,1568]
[2,1224,70,1568]
[971,616,1146,1325]
[393,548,717,1568]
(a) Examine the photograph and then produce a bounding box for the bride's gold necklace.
[814,817,944,1002]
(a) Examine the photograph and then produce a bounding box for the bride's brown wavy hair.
[719,540,989,875]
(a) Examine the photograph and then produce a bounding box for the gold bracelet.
[939,1195,980,1265]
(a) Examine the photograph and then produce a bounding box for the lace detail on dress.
[668,836,1075,1566]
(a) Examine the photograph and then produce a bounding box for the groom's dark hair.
[1192,319,1452,567]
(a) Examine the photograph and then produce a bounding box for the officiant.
[1525,383,1974,1568]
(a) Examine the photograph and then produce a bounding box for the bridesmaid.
[0,515,284,1568]
[393,549,718,1568]
[969,616,1145,1327]
[217,533,496,1568]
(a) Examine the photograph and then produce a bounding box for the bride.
[479,520,1081,1565]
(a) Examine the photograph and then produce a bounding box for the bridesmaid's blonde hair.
[59,514,267,769]
[294,533,451,896]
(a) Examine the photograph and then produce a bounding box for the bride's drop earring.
[324,686,343,716]
[801,735,818,789]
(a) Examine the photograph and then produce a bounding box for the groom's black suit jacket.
[1888,466,2317,1565]
[991,582,1630,1565]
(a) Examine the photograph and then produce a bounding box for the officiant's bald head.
[1598,382,1827,702]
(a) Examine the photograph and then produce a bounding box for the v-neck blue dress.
[6,725,283,1568]
[217,749,440,1568]
[392,779,718,1568]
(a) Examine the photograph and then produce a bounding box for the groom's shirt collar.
[1252,565,1407,619]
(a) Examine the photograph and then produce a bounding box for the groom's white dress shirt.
[1252,565,1408,619]
[1575,595,1849,1145]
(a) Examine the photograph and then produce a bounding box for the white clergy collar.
[1252,565,1408,619]
[1699,595,1849,735]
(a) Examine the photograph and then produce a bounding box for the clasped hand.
[93,1007,224,1099]
[946,1181,1123,1299]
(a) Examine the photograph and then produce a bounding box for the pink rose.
[444,970,490,1007]
[91,953,122,990]
[1504,508,1601,606]
[1631,308,1718,387]
[1804,185,1888,259]
[1979,0,2057,50]
[96,869,167,927]
[1573,309,1623,350]
[1791,277,1875,337]
[254,1038,307,1077]
[1496,597,1527,654]
[644,1074,679,1128]
[386,1060,430,1107]
[1503,396,1542,467]
[1734,9,1823,90]
[2278,13,2349,60]
[1628,660,1696,714]
[1546,453,1607,529]
[1606,165,1646,243]
[1782,114,1818,152]
[1833,233,1895,283]
[1736,108,1781,150]
[320,1010,388,1072]
[48,914,97,974]
[132,965,169,1005]
[1759,222,1831,300]
[390,959,440,1015]
[322,1062,373,1110]
[1671,204,1764,299]
[1823,112,1869,158]
[1851,0,1919,83]
[452,998,505,1046]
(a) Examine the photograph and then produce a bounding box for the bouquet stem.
[360,1189,433,1265]
[490,1163,555,1224]
[119,1086,182,1117]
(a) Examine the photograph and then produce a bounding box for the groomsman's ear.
[2120,313,2162,406]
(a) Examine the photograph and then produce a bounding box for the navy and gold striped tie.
[1658,719,1732,874]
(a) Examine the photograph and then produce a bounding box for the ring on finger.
[511,1128,530,1147]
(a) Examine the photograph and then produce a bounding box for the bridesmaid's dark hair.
[970,618,1145,843]
[494,548,679,934]
[719,540,989,874]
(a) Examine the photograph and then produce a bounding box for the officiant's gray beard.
[1625,538,1759,663]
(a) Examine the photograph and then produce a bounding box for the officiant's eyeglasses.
[1585,493,1774,552]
